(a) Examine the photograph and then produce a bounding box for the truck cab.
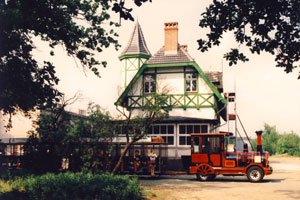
[189,132,273,182]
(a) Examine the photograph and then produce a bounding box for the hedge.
[0,172,142,200]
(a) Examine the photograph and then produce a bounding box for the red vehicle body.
[189,132,273,182]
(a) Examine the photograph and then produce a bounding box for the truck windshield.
[193,136,200,153]
[202,136,221,154]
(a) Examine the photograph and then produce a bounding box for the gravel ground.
[140,156,300,200]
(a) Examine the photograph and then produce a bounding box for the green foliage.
[198,0,300,77]
[112,93,171,173]
[251,138,257,152]
[69,104,116,173]
[23,103,116,173]
[0,168,36,181]
[277,133,300,156]
[0,172,142,200]
[0,0,121,118]
[0,0,154,124]
[262,124,280,155]
[112,0,152,21]
[252,123,300,156]
[23,104,72,173]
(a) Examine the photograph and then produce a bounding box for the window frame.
[185,72,198,93]
[178,124,210,146]
[144,74,156,94]
[149,124,175,146]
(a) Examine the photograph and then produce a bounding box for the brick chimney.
[164,22,178,55]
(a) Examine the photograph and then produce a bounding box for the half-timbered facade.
[115,22,227,165]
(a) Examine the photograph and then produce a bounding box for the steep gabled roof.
[115,61,227,120]
[205,71,223,92]
[119,21,151,58]
[146,45,194,64]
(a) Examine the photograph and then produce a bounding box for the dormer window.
[186,72,197,92]
[144,74,155,94]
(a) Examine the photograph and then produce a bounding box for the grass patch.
[142,189,157,199]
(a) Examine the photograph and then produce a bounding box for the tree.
[0,0,153,124]
[23,94,81,173]
[277,133,300,156]
[198,0,300,78]
[112,94,171,174]
[68,104,116,173]
[261,124,280,155]
[112,0,151,22]
[0,0,120,125]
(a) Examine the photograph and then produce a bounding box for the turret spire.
[120,21,151,58]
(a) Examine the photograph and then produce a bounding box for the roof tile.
[146,44,194,64]
[120,21,151,56]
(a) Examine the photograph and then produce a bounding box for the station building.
[115,21,227,165]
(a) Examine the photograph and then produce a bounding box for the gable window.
[144,74,155,94]
[186,72,197,92]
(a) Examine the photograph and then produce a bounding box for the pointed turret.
[119,20,151,59]
[119,21,151,93]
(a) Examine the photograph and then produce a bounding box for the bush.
[277,133,300,156]
[250,124,300,157]
[262,124,280,155]
[0,168,37,181]
[0,173,142,200]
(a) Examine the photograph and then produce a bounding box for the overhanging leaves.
[199,0,300,77]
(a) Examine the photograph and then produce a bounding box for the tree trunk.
[112,140,134,174]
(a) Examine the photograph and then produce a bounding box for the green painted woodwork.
[121,56,148,91]
[119,54,151,61]
[146,71,184,74]
[126,93,216,110]
[115,61,227,105]
[115,61,227,120]
[191,62,226,104]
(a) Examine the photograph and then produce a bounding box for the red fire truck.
[189,131,273,182]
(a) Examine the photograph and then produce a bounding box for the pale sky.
[2,0,300,138]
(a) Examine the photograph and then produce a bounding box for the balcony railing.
[126,93,215,110]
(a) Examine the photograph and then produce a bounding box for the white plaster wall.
[169,108,216,119]
[127,58,139,70]
[176,148,191,157]
[120,60,126,91]
[167,148,177,158]
[127,71,138,88]
[120,58,141,92]
[156,67,184,73]
[130,76,143,96]
[157,73,184,94]
[164,148,191,158]
[198,76,213,93]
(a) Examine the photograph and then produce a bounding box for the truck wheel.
[247,166,264,182]
[196,174,215,181]
[196,164,215,181]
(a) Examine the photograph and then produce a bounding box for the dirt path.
[140,156,300,200]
